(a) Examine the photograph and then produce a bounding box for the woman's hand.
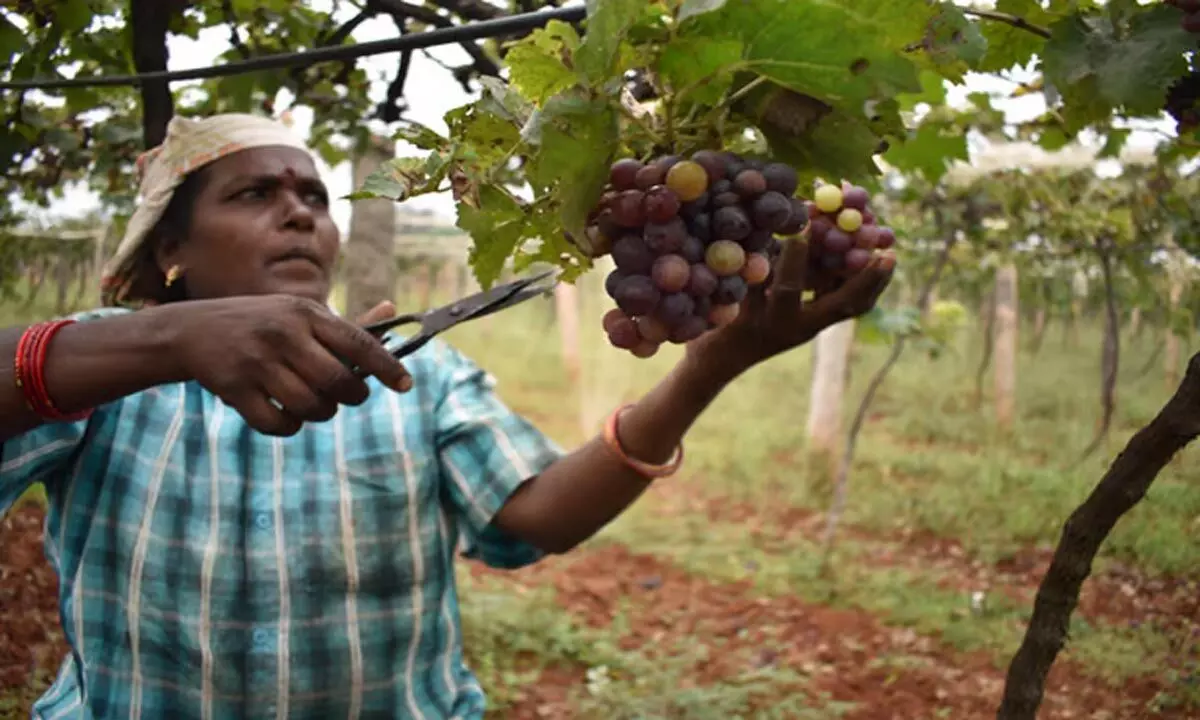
[155,295,412,436]
[689,237,896,375]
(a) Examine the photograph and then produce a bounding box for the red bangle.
[13,320,93,422]
[602,404,684,480]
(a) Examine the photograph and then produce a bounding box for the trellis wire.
[0,5,587,91]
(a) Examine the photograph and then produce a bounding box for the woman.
[0,113,895,719]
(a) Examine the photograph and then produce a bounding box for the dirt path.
[0,505,66,704]
[472,544,1190,719]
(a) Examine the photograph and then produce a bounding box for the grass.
[2,273,1198,717]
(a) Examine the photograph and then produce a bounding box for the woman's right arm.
[0,295,411,444]
[0,308,186,442]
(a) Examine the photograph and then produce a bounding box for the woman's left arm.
[493,242,896,554]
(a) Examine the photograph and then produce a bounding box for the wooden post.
[807,319,855,473]
[994,263,1019,430]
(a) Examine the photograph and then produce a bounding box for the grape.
[721,153,745,179]
[656,154,683,172]
[814,184,843,213]
[777,198,809,235]
[733,169,768,198]
[680,235,705,264]
[635,163,666,190]
[610,158,643,191]
[837,208,864,233]
[688,263,719,297]
[644,185,682,223]
[607,314,640,349]
[613,275,660,316]
[612,234,655,274]
[680,195,709,220]
[710,179,733,196]
[631,339,660,358]
[693,295,712,322]
[741,253,771,285]
[714,275,748,305]
[712,191,742,209]
[762,163,799,196]
[706,240,747,276]
[854,225,880,250]
[605,270,626,300]
[636,315,670,344]
[767,236,782,257]
[709,303,741,327]
[876,227,896,249]
[713,206,752,242]
[842,184,870,210]
[752,191,793,232]
[664,160,709,202]
[809,215,834,240]
[688,212,712,243]
[586,224,613,257]
[825,228,853,254]
[611,190,647,227]
[691,150,727,183]
[845,248,872,272]
[862,210,877,226]
[644,217,687,254]
[670,315,708,344]
[745,158,765,171]
[651,254,691,293]
[655,292,696,329]
[741,229,772,253]
[596,210,622,244]
[602,308,626,334]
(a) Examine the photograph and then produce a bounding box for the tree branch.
[961,7,1052,40]
[129,0,177,147]
[997,351,1200,719]
[374,0,501,79]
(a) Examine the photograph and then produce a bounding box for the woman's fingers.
[806,252,896,325]
[227,389,304,437]
[766,237,810,327]
[311,312,413,391]
[356,300,396,326]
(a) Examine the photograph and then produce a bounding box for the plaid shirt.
[1,306,563,720]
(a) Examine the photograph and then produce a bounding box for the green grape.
[706,240,746,277]
[814,184,843,213]
[837,208,864,232]
[664,160,709,202]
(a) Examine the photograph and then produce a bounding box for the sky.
[18,0,1177,234]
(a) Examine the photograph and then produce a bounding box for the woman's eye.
[236,186,268,200]
[306,191,329,206]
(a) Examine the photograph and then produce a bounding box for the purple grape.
[614,275,660,316]
[644,217,687,254]
[842,185,870,210]
[824,228,853,254]
[712,191,742,209]
[688,213,712,243]
[612,234,655,274]
[654,292,696,329]
[688,263,719,297]
[877,227,896,249]
[713,206,752,242]
[680,235,705,264]
[741,229,772,253]
[762,163,799,196]
[713,275,748,305]
[680,194,710,220]
[845,248,872,271]
[777,198,809,235]
[605,269,627,300]
[670,315,709,344]
[752,191,793,231]
[693,295,712,322]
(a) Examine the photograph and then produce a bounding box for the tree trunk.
[994,264,1019,430]
[998,351,1200,719]
[342,135,398,319]
[554,282,584,434]
[807,320,855,474]
[1030,307,1047,356]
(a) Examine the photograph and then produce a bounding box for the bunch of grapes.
[588,150,809,357]
[804,181,895,280]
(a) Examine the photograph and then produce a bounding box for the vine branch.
[961,7,1052,39]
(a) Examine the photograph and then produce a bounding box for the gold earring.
[164,265,182,288]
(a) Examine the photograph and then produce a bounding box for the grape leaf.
[524,93,620,242]
[444,101,522,170]
[919,3,988,83]
[504,20,581,106]
[343,156,447,201]
[883,123,967,183]
[897,70,948,111]
[459,185,529,289]
[683,0,932,114]
[856,306,920,345]
[657,37,744,105]
[1099,129,1131,159]
[575,0,643,87]
[678,0,728,24]
[393,121,450,152]
[977,0,1055,72]
[1042,5,1193,126]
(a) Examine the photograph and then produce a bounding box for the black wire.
[0,5,586,91]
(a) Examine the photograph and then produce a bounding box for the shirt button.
[255,513,272,530]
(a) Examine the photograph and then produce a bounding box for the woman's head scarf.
[101,112,311,307]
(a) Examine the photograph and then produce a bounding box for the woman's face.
[157,146,340,303]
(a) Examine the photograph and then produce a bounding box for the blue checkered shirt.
[0,306,563,719]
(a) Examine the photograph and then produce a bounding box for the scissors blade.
[420,270,556,333]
